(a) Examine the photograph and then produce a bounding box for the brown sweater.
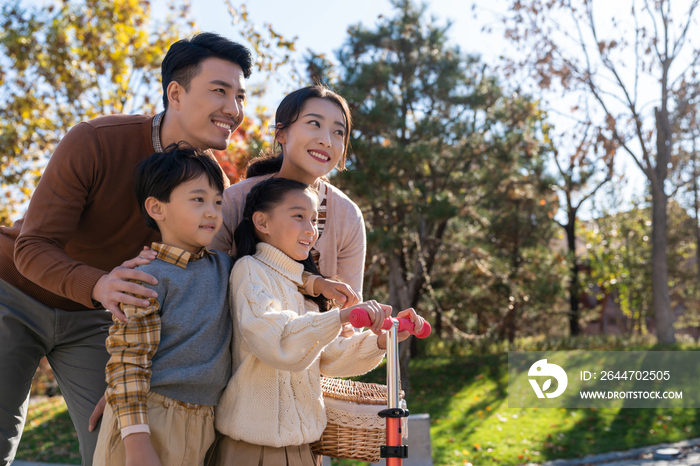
[0,114,163,311]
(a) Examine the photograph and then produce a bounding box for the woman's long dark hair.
[246,85,353,179]
[234,177,331,312]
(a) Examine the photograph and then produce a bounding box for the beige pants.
[93,391,216,466]
[207,434,321,466]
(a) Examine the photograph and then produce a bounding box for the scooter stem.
[387,319,400,410]
[383,319,406,466]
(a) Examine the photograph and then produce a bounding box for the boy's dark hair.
[134,143,225,232]
[246,85,353,178]
[234,177,331,312]
[161,32,253,110]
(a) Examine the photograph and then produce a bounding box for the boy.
[92,144,232,466]
[0,32,250,465]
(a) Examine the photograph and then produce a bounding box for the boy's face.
[168,57,247,151]
[154,174,223,254]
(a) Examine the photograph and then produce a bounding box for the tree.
[0,0,193,223]
[581,190,697,335]
[1,0,297,224]
[503,0,700,343]
[481,145,564,343]
[550,118,615,335]
[310,0,560,389]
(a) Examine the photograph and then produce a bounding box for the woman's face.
[253,189,319,261]
[276,98,346,185]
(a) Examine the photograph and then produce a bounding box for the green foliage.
[0,0,192,216]
[581,194,699,335]
[308,0,566,346]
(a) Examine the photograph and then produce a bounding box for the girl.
[210,85,366,305]
[211,178,423,465]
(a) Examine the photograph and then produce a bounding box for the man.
[0,32,251,466]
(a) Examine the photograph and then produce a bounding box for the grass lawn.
[17,343,700,466]
[342,349,700,466]
[17,396,81,465]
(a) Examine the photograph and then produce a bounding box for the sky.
[182,0,510,106]
[177,0,650,216]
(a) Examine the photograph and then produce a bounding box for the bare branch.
[670,0,700,57]
[576,173,613,209]
[643,0,664,62]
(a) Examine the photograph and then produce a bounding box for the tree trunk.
[434,306,442,338]
[651,88,675,344]
[693,155,700,281]
[506,304,518,343]
[650,182,675,343]
[565,208,581,336]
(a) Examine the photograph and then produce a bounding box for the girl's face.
[276,98,346,185]
[253,189,319,261]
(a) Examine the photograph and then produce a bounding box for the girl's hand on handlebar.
[376,308,426,350]
[396,308,425,335]
[340,300,391,335]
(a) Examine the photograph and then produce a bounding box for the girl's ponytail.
[233,217,258,261]
[246,154,284,178]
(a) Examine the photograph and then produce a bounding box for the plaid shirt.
[104,243,214,432]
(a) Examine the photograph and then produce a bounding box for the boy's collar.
[150,242,216,269]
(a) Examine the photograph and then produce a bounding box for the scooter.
[349,309,431,466]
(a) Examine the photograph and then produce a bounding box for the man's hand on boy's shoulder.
[91,247,159,322]
[124,432,163,466]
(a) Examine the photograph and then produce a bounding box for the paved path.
[532,437,700,466]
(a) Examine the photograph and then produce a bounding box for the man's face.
[171,57,247,150]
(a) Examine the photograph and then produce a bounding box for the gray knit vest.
[137,250,232,406]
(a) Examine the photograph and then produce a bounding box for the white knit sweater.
[215,242,386,447]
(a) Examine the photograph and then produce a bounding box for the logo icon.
[528,359,568,398]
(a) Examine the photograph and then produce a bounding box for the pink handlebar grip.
[349,308,432,338]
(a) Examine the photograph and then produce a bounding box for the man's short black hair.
[134,143,226,232]
[161,32,253,110]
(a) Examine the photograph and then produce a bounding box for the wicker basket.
[311,378,405,463]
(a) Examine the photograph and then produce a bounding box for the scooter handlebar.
[349,308,431,339]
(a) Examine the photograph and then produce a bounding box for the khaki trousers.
[93,391,216,466]
[207,434,321,466]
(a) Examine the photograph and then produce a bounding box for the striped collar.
[152,112,164,152]
[150,242,216,269]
